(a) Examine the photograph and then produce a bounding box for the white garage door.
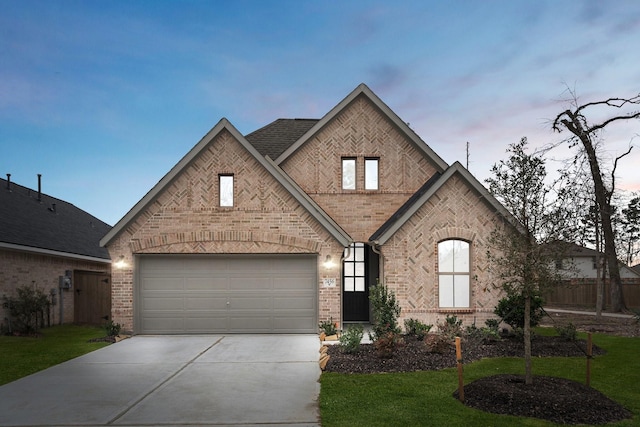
[137,254,317,334]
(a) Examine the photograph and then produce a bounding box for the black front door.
[343,243,379,322]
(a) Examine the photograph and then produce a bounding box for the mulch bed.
[325,335,632,425]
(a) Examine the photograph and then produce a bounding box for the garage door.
[137,254,317,334]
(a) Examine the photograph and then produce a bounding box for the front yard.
[0,324,110,386]
[320,330,640,426]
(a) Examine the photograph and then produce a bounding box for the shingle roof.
[0,177,111,260]
[369,172,442,242]
[245,118,319,159]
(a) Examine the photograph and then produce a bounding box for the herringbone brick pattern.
[381,174,504,327]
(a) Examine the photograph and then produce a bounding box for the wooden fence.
[544,279,640,310]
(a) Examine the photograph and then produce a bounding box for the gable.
[371,162,517,245]
[101,119,350,248]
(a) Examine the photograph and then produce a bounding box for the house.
[100,84,513,334]
[546,242,640,309]
[0,175,112,329]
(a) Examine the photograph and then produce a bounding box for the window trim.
[437,239,471,309]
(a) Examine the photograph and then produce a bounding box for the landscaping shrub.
[404,318,432,340]
[2,285,50,334]
[555,322,578,341]
[373,331,404,358]
[424,333,451,353]
[319,317,338,336]
[437,314,463,339]
[493,293,544,330]
[339,324,364,353]
[368,281,401,342]
[104,320,121,337]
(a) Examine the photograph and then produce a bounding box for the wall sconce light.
[323,254,335,269]
[114,255,127,269]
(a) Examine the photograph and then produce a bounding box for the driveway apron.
[0,335,321,427]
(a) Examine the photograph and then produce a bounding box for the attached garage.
[136,254,318,334]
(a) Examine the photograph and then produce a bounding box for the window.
[365,158,379,190]
[438,240,470,308]
[344,242,365,292]
[219,174,234,207]
[342,158,356,190]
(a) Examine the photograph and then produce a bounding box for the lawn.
[0,324,111,386]
[320,330,640,426]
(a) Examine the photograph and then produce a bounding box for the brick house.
[101,84,512,334]
[1,175,112,329]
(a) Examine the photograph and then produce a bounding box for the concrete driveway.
[0,335,321,427]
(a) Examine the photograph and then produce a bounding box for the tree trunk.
[571,124,626,312]
[524,293,532,385]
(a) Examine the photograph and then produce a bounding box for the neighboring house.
[547,242,640,309]
[101,83,514,334]
[0,175,112,329]
[632,264,640,276]
[556,243,640,280]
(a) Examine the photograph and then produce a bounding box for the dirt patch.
[539,309,639,337]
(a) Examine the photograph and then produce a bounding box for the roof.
[245,118,319,159]
[274,83,449,171]
[100,119,352,248]
[633,264,640,275]
[0,177,111,262]
[369,162,519,245]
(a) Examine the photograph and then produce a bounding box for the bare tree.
[552,91,640,312]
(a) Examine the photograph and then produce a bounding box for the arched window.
[438,239,470,308]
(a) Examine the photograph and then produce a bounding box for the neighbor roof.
[0,177,111,262]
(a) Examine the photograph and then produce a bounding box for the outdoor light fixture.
[323,254,335,269]
[114,255,127,269]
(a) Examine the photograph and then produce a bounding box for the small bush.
[319,317,338,336]
[632,309,640,324]
[339,324,364,353]
[494,293,544,330]
[437,314,463,339]
[2,285,50,334]
[404,318,432,340]
[368,281,401,342]
[374,331,403,358]
[104,320,121,337]
[424,333,451,354]
[555,322,578,341]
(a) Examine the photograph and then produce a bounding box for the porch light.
[323,255,335,269]
[114,255,127,269]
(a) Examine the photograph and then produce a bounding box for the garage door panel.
[228,296,272,310]
[138,255,317,334]
[273,296,315,309]
[143,296,185,311]
[143,277,184,291]
[185,296,228,310]
[185,277,228,291]
[275,276,316,290]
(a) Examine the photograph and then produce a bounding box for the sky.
[2,0,640,227]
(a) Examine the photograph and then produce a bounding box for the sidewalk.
[544,307,635,319]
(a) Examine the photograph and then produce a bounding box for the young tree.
[553,91,640,312]
[486,138,568,385]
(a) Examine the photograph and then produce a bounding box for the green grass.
[0,324,110,386]
[320,330,640,426]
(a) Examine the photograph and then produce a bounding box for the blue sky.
[2,0,640,226]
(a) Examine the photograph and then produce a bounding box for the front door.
[342,243,379,322]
